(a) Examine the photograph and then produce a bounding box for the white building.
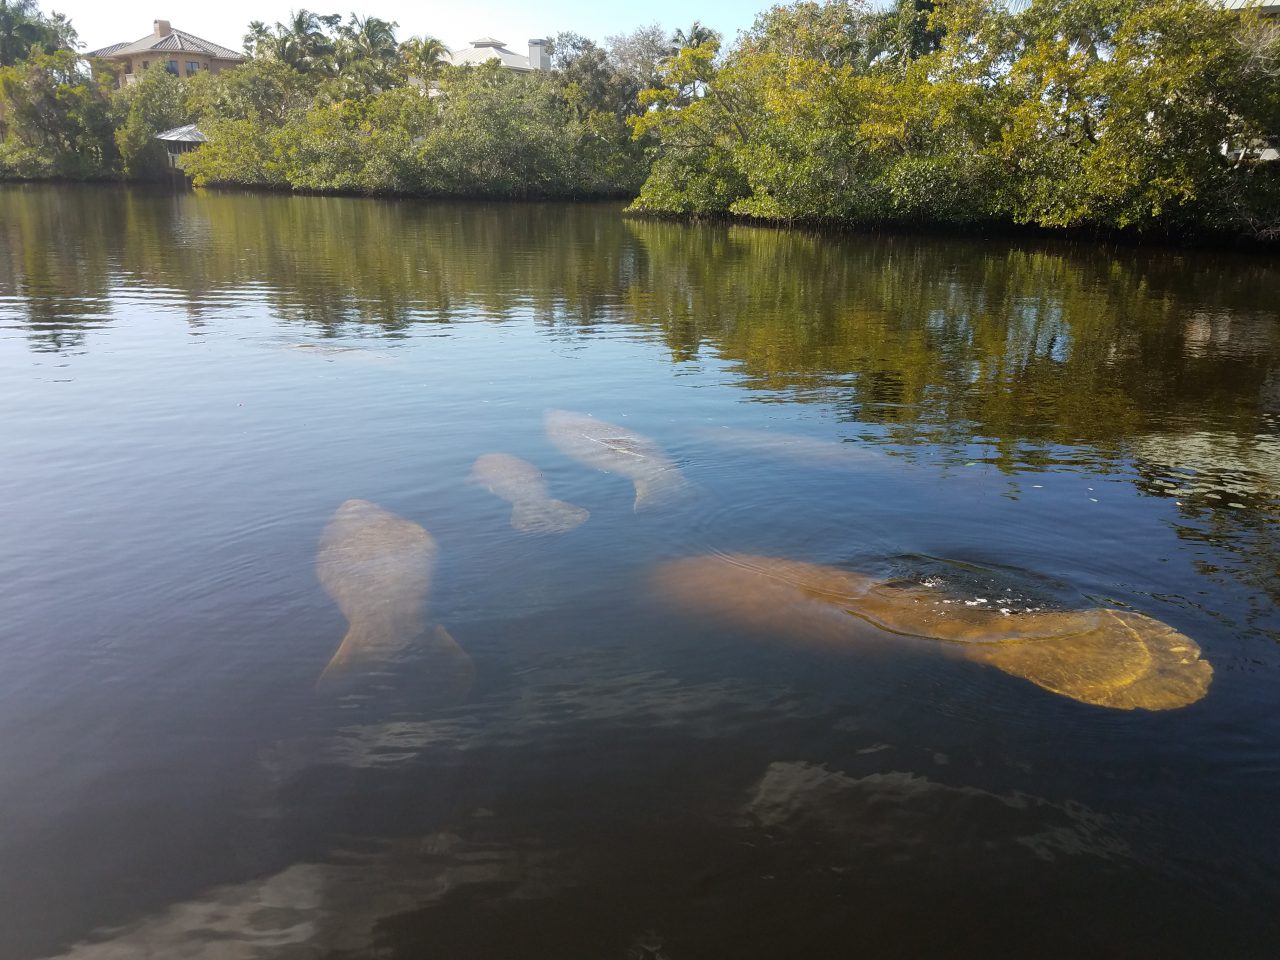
[1219,0,1280,12]
[446,37,550,72]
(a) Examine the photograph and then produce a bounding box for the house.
[1220,0,1280,12]
[87,20,244,88]
[1222,0,1280,160]
[446,37,550,72]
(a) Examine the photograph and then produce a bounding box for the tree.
[338,14,398,65]
[550,31,614,114]
[115,63,188,179]
[184,56,309,126]
[630,0,1280,236]
[605,23,670,90]
[421,62,573,198]
[399,35,448,81]
[672,20,719,51]
[0,0,76,66]
[872,0,943,68]
[740,0,879,68]
[985,0,1278,229]
[0,47,114,177]
[245,9,340,73]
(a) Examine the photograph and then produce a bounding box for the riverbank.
[4,0,1277,242]
[5,172,1273,251]
[620,205,1280,250]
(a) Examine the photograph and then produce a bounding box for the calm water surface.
[1,185,1278,959]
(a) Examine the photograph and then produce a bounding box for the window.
[141,60,150,69]
[166,60,178,75]
[186,61,199,75]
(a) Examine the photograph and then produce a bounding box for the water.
[1,184,1277,958]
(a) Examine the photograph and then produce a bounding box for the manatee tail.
[511,499,590,534]
[634,470,693,512]
[315,624,476,702]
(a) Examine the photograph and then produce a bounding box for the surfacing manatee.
[651,553,1211,710]
[470,453,589,534]
[315,499,473,694]
[545,409,687,511]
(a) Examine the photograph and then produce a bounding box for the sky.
[59,0,765,57]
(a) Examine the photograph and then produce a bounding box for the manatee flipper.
[316,625,370,686]
[424,624,477,705]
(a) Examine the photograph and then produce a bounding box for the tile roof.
[88,28,244,62]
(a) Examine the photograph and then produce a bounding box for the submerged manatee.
[470,453,589,534]
[651,553,1212,710]
[695,426,883,468]
[545,409,687,511]
[315,499,473,692]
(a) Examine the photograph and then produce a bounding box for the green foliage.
[178,22,650,199]
[604,23,671,96]
[179,11,648,197]
[183,57,308,125]
[0,48,115,177]
[179,58,643,199]
[179,116,286,187]
[399,35,448,82]
[418,64,571,197]
[115,65,188,179]
[631,0,1280,238]
[0,0,75,67]
[2,0,1275,237]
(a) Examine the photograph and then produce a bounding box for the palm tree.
[671,20,718,52]
[399,34,448,80]
[246,10,341,72]
[340,14,398,64]
[0,0,64,66]
[244,20,272,58]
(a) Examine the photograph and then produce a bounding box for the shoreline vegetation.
[0,0,1277,242]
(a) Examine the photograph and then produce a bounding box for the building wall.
[109,56,241,88]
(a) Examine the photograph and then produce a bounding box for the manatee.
[545,409,687,511]
[651,553,1212,711]
[695,426,882,468]
[470,453,589,534]
[315,499,473,693]
[281,342,399,367]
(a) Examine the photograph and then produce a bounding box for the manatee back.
[316,499,437,628]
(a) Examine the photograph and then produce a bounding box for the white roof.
[446,37,544,71]
[1220,0,1280,11]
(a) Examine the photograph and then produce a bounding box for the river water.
[1,184,1277,959]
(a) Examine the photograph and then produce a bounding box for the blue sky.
[60,0,767,57]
